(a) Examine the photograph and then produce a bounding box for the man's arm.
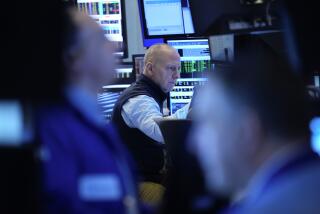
[166,102,190,120]
[121,95,165,143]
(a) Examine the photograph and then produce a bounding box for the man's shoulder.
[36,100,103,141]
[126,95,155,103]
[243,162,320,213]
[123,95,159,113]
[114,84,150,107]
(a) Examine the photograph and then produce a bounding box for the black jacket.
[111,75,168,183]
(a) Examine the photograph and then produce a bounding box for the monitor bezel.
[132,54,145,78]
[164,36,210,44]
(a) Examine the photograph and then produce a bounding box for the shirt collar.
[65,85,105,127]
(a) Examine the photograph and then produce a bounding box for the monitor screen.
[137,0,164,47]
[132,54,145,79]
[77,0,127,57]
[113,63,135,84]
[209,34,235,63]
[310,117,320,155]
[169,78,207,114]
[98,84,130,122]
[0,101,24,145]
[139,0,195,38]
[166,38,212,78]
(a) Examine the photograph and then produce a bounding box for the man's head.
[191,39,310,197]
[63,8,116,93]
[143,44,181,93]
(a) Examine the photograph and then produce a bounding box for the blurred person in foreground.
[35,7,141,214]
[191,41,320,213]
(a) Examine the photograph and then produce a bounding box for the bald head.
[143,44,181,93]
[144,44,177,69]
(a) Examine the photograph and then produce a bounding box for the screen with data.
[140,0,195,37]
[77,0,127,57]
[166,38,211,78]
[98,84,130,122]
[169,78,207,114]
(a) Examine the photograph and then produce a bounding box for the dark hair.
[212,36,310,140]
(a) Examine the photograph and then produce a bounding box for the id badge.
[79,174,123,201]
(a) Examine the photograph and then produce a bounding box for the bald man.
[112,44,189,184]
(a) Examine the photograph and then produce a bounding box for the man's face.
[72,13,116,87]
[152,49,181,93]
[190,81,252,196]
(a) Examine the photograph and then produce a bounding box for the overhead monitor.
[137,0,164,47]
[98,84,130,122]
[189,0,280,36]
[139,0,195,38]
[169,78,207,115]
[166,38,212,78]
[77,0,128,57]
[132,54,145,79]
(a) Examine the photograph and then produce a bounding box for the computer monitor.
[77,0,128,58]
[98,84,130,122]
[138,0,195,38]
[189,0,280,36]
[169,78,207,115]
[166,38,212,78]
[208,32,285,64]
[209,34,235,63]
[310,117,320,155]
[0,102,24,145]
[113,63,135,84]
[132,54,145,79]
[137,0,164,47]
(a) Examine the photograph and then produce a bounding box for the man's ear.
[144,62,153,76]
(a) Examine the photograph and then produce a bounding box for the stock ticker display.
[169,78,207,114]
[98,84,130,122]
[167,38,211,78]
[77,0,125,56]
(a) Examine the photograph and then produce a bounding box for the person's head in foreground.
[143,44,181,93]
[191,40,311,199]
[63,7,116,94]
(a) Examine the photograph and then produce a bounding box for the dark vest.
[111,75,168,183]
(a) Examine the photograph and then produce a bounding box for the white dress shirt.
[121,95,190,143]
